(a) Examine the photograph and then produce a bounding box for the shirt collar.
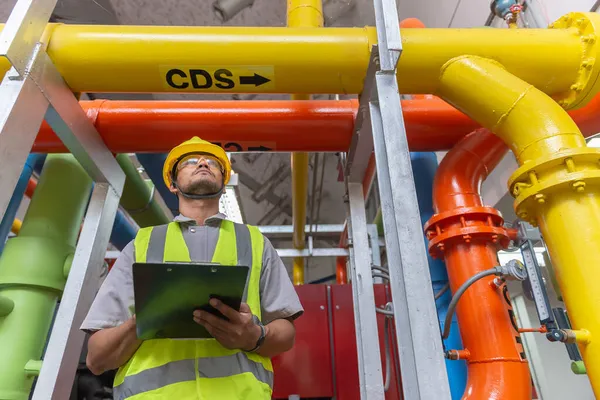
[173,212,228,226]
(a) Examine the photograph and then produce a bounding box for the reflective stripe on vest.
[115,220,273,400]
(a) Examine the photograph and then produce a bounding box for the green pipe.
[0,155,92,400]
[374,207,383,236]
[116,154,170,228]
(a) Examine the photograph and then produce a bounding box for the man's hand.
[193,299,262,351]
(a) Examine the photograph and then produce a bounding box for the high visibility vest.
[113,220,273,400]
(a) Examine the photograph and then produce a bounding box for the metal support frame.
[32,184,121,399]
[0,1,125,398]
[343,0,451,398]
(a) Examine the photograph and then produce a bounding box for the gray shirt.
[81,213,303,332]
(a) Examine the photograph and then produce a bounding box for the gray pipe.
[213,0,254,22]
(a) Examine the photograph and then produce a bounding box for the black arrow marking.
[248,145,272,152]
[239,73,271,87]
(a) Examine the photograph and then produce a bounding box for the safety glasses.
[176,154,224,172]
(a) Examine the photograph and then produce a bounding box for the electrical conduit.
[0,155,92,399]
[435,14,600,391]
[424,130,530,400]
[288,0,323,285]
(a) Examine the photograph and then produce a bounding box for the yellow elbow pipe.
[289,0,323,285]
[437,51,600,396]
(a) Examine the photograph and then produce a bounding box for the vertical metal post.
[371,69,451,400]
[346,182,385,399]
[367,0,452,398]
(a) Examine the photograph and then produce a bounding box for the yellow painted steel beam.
[289,0,323,286]
[437,14,600,394]
[0,16,591,104]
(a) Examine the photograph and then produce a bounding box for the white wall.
[398,0,598,29]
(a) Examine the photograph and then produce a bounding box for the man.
[81,137,303,399]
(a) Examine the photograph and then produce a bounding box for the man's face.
[170,154,224,196]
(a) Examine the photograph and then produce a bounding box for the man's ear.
[168,181,178,195]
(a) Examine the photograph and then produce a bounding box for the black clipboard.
[132,262,249,339]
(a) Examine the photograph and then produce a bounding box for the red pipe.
[24,178,37,198]
[424,129,531,400]
[31,95,600,154]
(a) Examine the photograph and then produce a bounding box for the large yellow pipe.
[0,22,588,101]
[289,0,323,285]
[436,16,600,393]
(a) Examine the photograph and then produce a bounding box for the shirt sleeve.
[80,240,136,332]
[259,236,304,325]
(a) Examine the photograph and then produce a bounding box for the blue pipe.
[136,153,179,216]
[110,209,138,251]
[85,184,137,251]
[410,152,467,400]
[0,154,45,254]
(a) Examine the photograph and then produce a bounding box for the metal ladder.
[0,1,124,398]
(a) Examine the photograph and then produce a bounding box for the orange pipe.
[31,95,600,154]
[425,129,531,400]
[24,178,37,198]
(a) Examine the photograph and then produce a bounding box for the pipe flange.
[424,206,511,258]
[508,148,600,224]
[550,12,600,110]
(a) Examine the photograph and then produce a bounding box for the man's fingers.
[194,310,234,331]
[203,322,223,338]
[239,302,251,314]
[210,299,242,323]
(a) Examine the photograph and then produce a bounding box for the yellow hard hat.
[163,137,231,188]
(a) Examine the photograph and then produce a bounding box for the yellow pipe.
[437,49,600,397]
[11,219,21,235]
[0,17,591,102]
[287,0,323,27]
[289,0,323,286]
[291,152,309,285]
